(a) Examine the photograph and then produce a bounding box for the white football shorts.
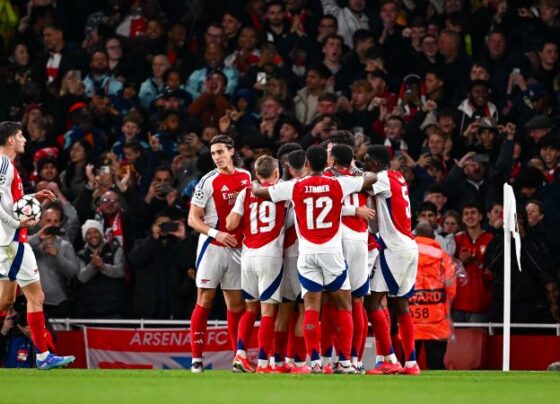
[297,252,350,296]
[195,237,241,290]
[241,255,283,304]
[0,242,40,287]
[370,248,418,298]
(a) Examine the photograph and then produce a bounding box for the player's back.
[291,175,344,254]
[373,170,415,251]
[192,168,251,246]
[240,186,286,257]
[324,167,368,239]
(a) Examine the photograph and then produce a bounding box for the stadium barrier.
[48,319,560,371]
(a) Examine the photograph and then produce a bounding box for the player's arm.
[0,165,20,229]
[188,204,237,247]
[251,182,272,200]
[226,191,245,231]
[360,172,377,192]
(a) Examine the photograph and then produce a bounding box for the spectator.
[129,208,196,319]
[415,201,456,256]
[76,220,125,318]
[138,55,170,111]
[452,202,494,322]
[83,50,122,99]
[294,65,330,125]
[28,204,80,318]
[320,0,369,49]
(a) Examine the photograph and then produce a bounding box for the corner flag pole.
[502,183,521,371]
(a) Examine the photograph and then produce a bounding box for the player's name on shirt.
[304,184,331,193]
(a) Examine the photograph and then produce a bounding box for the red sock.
[336,309,353,361]
[398,312,416,362]
[351,301,364,359]
[368,309,393,356]
[27,311,49,353]
[258,316,274,362]
[295,336,307,363]
[303,309,321,361]
[286,312,298,358]
[274,331,288,363]
[359,306,368,360]
[237,310,257,352]
[320,302,336,357]
[190,304,209,359]
[227,310,245,352]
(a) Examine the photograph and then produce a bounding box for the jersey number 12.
[303,196,332,230]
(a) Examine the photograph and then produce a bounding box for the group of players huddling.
[188,133,420,375]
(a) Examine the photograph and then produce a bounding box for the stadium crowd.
[1,0,560,367]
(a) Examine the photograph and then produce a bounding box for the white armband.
[207,228,219,238]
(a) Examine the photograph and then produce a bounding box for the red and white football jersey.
[283,206,299,257]
[324,167,368,241]
[268,175,363,254]
[370,169,415,251]
[232,185,287,257]
[0,155,27,244]
[191,168,251,246]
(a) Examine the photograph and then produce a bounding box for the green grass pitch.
[1,370,559,404]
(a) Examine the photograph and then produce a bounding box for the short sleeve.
[0,157,14,195]
[191,173,214,208]
[231,189,246,215]
[268,181,295,203]
[338,176,364,197]
[371,171,390,197]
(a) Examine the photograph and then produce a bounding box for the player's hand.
[34,189,56,202]
[19,218,37,228]
[216,231,237,247]
[186,268,196,279]
[356,206,376,220]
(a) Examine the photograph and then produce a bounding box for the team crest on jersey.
[241,180,248,185]
[0,174,5,186]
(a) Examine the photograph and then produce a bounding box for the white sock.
[321,356,332,367]
[235,350,247,359]
[258,359,269,368]
[375,355,384,364]
[405,360,417,368]
[285,357,294,364]
[385,353,398,364]
[275,361,284,367]
[37,351,49,361]
[351,356,358,367]
[310,359,321,368]
[339,359,352,367]
[357,360,363,369]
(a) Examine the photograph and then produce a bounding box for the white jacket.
[321,0,369,48]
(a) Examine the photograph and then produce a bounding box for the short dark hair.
[154,165,174,180]
[287,150,305,170]
[123,139,142,152]
[322,33,344,48]
[0,121,21,145]
[307,64,332,80]
[331,144,354,168]
[419,201,438,215]
[306,145,328,172]
[277,142,302,160]
[366,145,391,167]
[318,92,338,103]
[210,134,234,149]
[415,222,435,238]
[461,201,484,216]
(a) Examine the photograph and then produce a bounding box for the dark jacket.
[76,239,126,318]
[129,235,196,319]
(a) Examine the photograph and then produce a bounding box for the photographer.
[0,296,34,368]
[144,166,181,224]
[28,204,79,318]
[76,220,126,318]
[129,207,196,319]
